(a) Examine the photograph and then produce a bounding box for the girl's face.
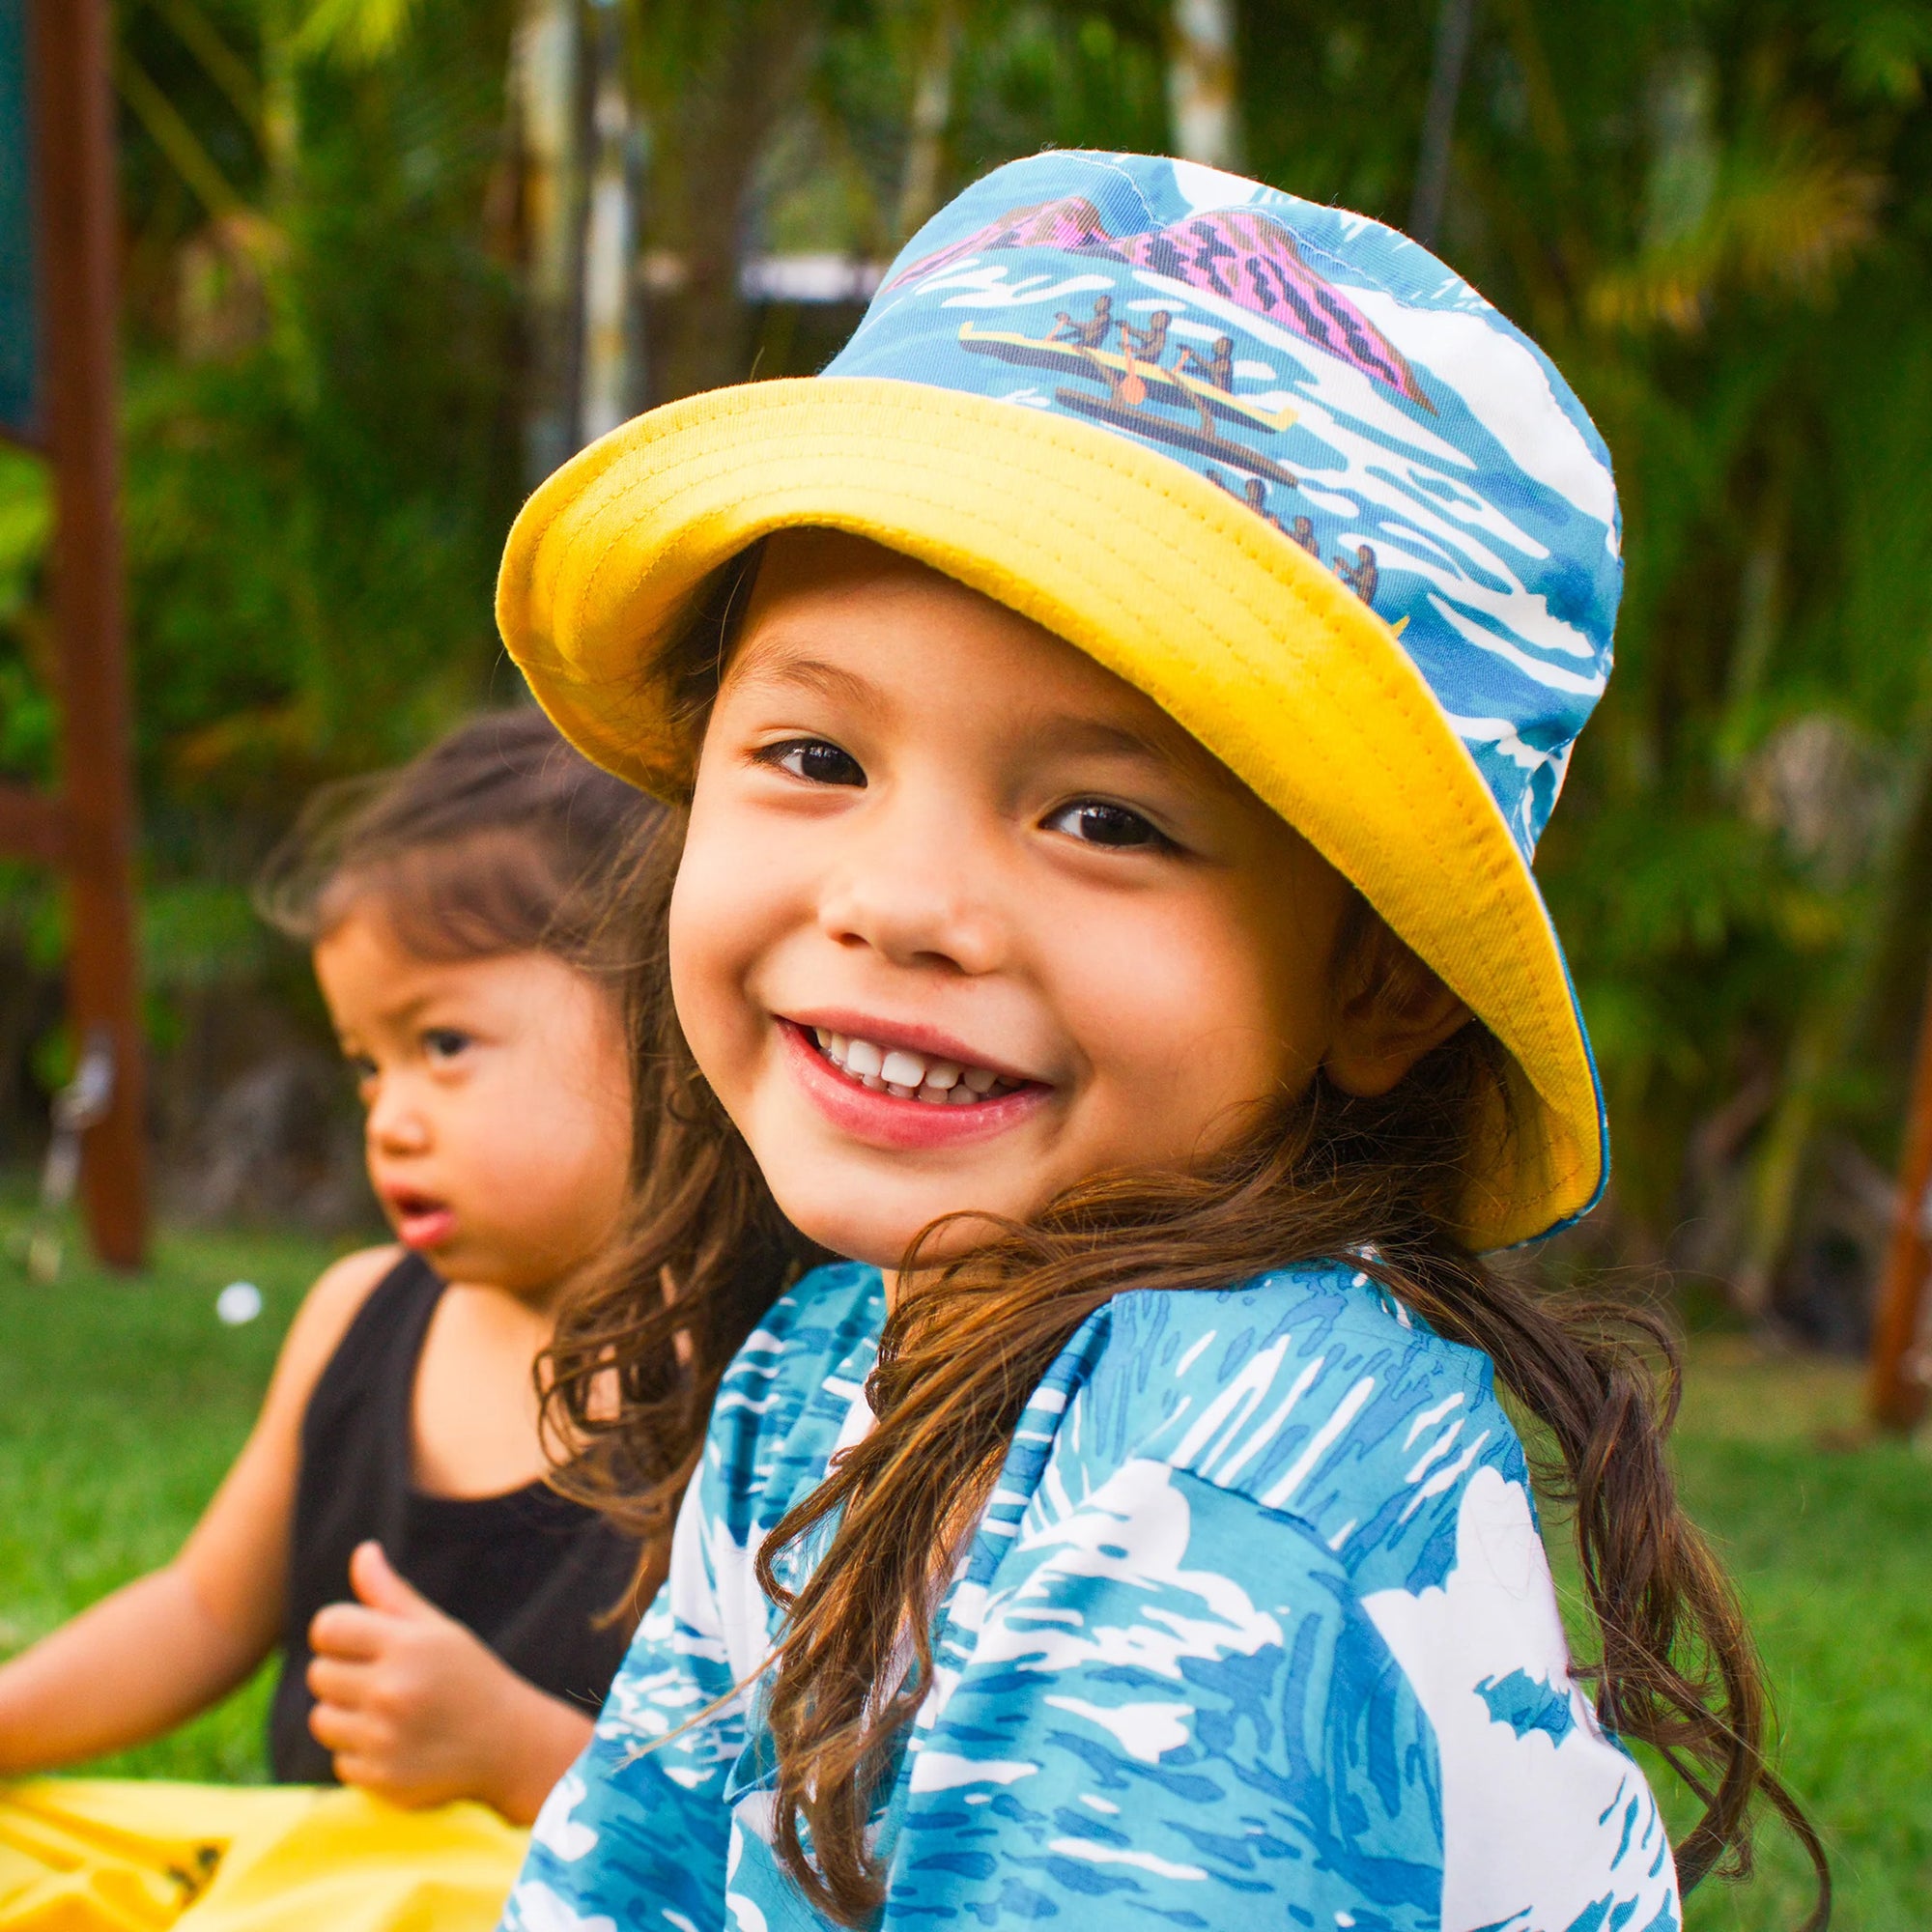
[670,531,1403,1273]
[313,906,632,1303]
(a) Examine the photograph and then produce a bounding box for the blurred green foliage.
[0,0,1928,1319]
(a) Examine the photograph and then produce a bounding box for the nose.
[816,788,1009,977]
[365,1076,431,1156]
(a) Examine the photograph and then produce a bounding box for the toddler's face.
[313,908,632,1301]
[669,530,1365,1273]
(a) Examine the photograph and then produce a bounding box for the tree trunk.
[1410,0,1479,249]
[1168,0,1238,169]
[580,0,639,441]
[895,0,958,246]
[513,0,585,482]
[652,0,824,401]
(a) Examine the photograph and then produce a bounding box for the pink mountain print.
[886,195,1432,411]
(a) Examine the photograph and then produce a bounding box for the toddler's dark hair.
[258,708,660,962]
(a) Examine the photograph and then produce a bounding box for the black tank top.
[269,1252,639,1782]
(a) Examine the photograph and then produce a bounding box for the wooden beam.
[33,0,148,1269]
[0,780,65,864]
[1868,952,1932,1431]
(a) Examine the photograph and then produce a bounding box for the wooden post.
[30,0,147,1268]
[1869,952,1932,1432]
[0,781,65,864]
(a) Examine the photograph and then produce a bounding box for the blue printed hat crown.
[829,151,1620,862]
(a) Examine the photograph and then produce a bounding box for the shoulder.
[964,1273,1681,1932]
[704,1261,886,1533]
[1065,1263,1527,1597]
[216,1242,404,1464]
[721,1260,885,1383]
[304,1242,407,1323]
[269,1244,405,1403]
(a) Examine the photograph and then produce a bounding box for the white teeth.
[810,1028,1017,1102]
[880,1048,925,1088]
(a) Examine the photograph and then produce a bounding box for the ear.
[1324,916,1471,1099]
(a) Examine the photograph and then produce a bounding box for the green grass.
[0,1208,342,1783]
[1663,1340,1932,1929]
[0,1213,1925,1925]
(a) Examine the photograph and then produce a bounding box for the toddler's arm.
[0,1246,397,1774]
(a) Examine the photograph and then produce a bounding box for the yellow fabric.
[0,1781,525,1932]
[496,377,1603,1248]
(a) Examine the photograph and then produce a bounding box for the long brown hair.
[541,552,1829,1929]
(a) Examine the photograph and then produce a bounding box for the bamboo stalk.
[579,0,636,443]
[1169,0,1237,170]
[514,0,583,481]
[1411,0,1479,249]
[895,0,957,244]
[115,45,243,217]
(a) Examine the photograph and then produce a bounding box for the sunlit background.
[1,5,1930,1922]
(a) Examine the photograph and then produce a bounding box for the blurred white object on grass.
[216,1281,264,1326]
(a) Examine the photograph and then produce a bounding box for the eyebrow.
[723,645,878,709]
[1029,713,1187,769]
[726,641,1230,792]
[359,990,447,1035]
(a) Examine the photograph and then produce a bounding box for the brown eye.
[772,740,866,786]
[1044,800,1170,849]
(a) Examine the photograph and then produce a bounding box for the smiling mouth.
[804,1026,1032,1106]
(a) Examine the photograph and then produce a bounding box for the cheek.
[667,837,752,1083]
[472,1046,631,1236]
[1054,876,1335,1119]
[463,1065,586,1173]
[668,783,801,1086]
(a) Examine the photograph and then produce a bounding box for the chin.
[785,1207,914,1270]
[415,1233,500,1283]
[779,1189,1010,1274]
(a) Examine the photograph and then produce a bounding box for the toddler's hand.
[306,1541,589,1821]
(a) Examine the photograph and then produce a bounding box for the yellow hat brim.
[497,377,1604,1250]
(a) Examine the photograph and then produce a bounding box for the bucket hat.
[497,151,1619,1249]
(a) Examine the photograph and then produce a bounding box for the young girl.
[0,711,652,1827]
[497,155,1825,1928]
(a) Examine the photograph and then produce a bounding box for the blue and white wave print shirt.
[503,1262,1680,1932]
